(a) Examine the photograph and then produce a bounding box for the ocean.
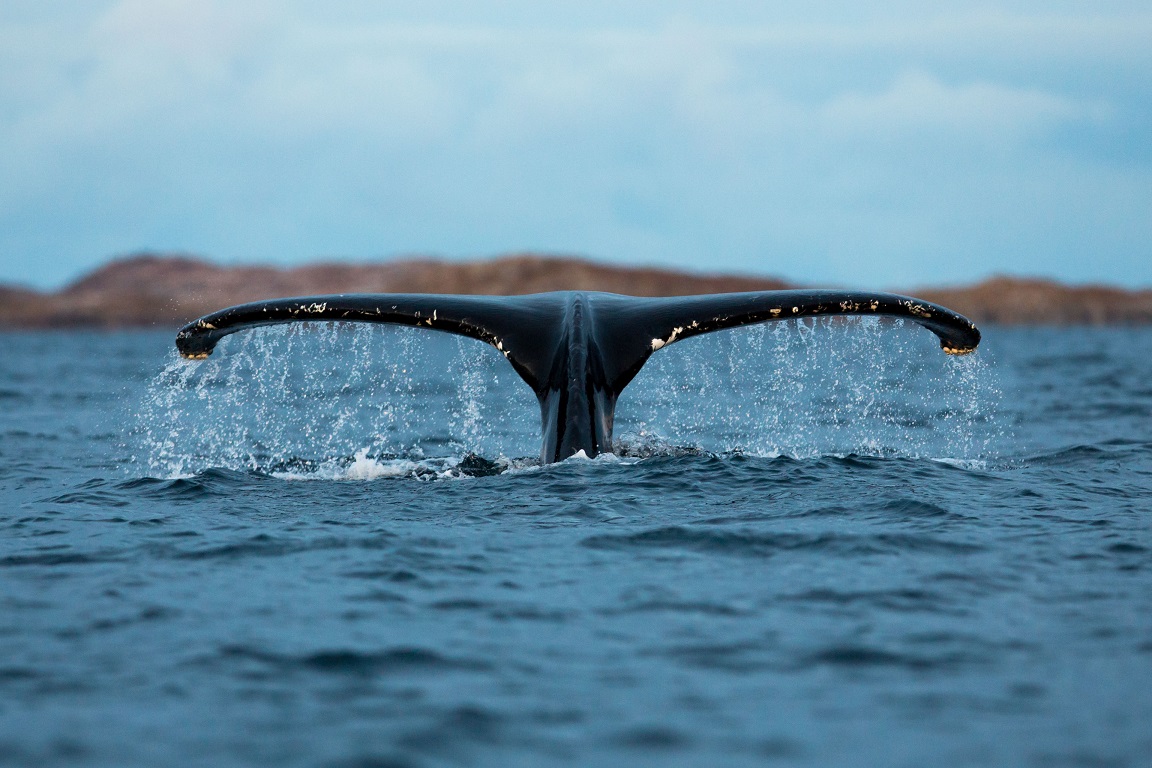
[2,320,1150,767]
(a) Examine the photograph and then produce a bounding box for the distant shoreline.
[2,253,1150,328]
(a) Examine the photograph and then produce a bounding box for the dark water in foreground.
[2,322,1151,767]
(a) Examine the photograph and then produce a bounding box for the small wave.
[41,487,130,507]
[0,667,39,682]
[213,644,490,675]
[781,587,954,614]
[799,644,982,672]
[655,639,770,672]
[867,498,975,522]
[0,550,121,567]
[117,468,254,498]
[582,526,984,557]
[611,725,693,751]
[1024,443,1147,466]
[600,599,750,618]
[152,532,401,561]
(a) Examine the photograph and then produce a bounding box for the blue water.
[2,321,1150,767]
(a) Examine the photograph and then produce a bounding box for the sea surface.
[1,320,1150,767]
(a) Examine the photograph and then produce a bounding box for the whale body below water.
[176,290,981,463]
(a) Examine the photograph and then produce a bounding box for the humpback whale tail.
[175,290,980,464]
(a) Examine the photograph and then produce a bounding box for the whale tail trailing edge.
[569,290,980,394]
[176,293,569,393]
[175,290,981,463]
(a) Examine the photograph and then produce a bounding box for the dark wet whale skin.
[176,289,981,463]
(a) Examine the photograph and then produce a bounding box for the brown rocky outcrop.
[1,253,1148,328]
[913,277,1152,326]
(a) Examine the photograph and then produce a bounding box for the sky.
[1,1,1149,290]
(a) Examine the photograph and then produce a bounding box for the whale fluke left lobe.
[175,293,575,393]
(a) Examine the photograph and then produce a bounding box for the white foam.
[131,316,1005,479]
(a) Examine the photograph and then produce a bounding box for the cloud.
[0,3,1148,288]
[818,71,1104,144]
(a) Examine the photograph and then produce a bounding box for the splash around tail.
[176,290,980,463]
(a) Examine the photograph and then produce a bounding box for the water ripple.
[582,526,984,557]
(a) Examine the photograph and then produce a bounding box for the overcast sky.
[1,1,1149,289]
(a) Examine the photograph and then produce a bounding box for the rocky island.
[1,253,1149,328]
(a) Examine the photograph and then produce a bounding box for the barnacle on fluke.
[176,289,980,463]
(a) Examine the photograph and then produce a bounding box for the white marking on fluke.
[901,300,932,318]
[651,325,686,351]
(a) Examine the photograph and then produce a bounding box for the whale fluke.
[176,290,980,463]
